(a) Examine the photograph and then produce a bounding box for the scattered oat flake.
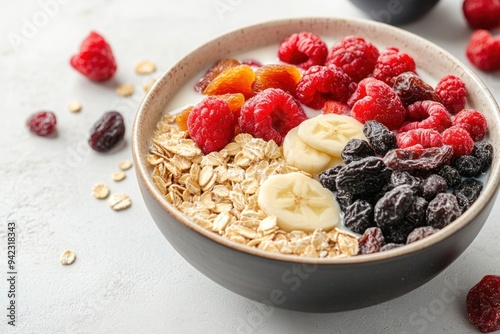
[67,100,82,112]
[135,60,157,74]
[92,183,110,199]
[112,171,126,182]
[143,79,156,93]
[115,84,135,97]
[118,160,133,170]
[108,193,132,211]
[60,250,76,265]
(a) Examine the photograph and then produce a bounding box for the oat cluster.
[148,114,359,258]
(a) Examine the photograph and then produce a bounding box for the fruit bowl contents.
[132,18,500,312]
[146,30,493,259]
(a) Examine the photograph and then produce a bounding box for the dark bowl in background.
[349,0,441,25]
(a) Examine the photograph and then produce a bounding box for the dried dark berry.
[454,179,483,213]
[374,185,414,230]
[383,145,453,171]
[471,141,493,174]
[420,174,448,201]
[336,190,354,212]
[467,275,500,333]
[391,72,442,107]
[432,165,461,188]
[426,193,461,229]
[380,243,404,252]
[358,227,385,254]
[341,139,375,165]
[390,171,421,195]
[336,157,392,196]
[382,220,415,244]
[405,196,428,227]
[452,155,482,177]
[406,226,439,244]
[363,120,397,156]
[344,200,374,234]
[319,165,343,192]
[88,111,125,152]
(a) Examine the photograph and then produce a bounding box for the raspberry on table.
[396,129,443,149]
[400,100,452,133]
[187,97,237,154]
[466,30,500,72]
[467,275,500,333]
[26,111,57,137]
[372,47,417,84]
[442,126,474,156]
[325,36,380,82]
[347,78,406,130]
[239,88,307,145]
[391,72,441,107]
[70,31,117,81]
[277,32,328,70]
[463,0,500,30]
[435,75,467,114]
[296,65,356,110]
[453,109,488,141]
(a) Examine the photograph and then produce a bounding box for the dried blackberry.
[374,185,414,230]
[380,243,404,252]
[452,155,483,177]
[390,171,421,195]
[363,120,397,155]
[405,196,428,227]
[336,157,392,196]
[471,141,493,174]
[420,174,448,201]
[406,226,439,244]
[383,220,415,244]
[319,165,343,192]
[454,178,483,213]
[336,190,354,211]
[432,165,461,188]
[426,193,462,229]
[341,139,375,164]
[391,71,442,107]
[359,227,385,255]
[344,200,374,234]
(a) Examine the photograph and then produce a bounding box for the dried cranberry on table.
[88,111,125,152]
[26,111,57,137]
[467,275,500,333]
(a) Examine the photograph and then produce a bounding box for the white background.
[1,0,499,333]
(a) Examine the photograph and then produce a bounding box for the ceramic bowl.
[132,18,500,313]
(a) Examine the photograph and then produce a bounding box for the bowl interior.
[132,17,500,264]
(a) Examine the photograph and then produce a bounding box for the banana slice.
[298,114,366,157]
[283,127,332,175]
[258,172,340,232]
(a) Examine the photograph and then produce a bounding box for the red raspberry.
[277,32,328,70]
[187,97,237,154]
[239,88,307,145]
[322,101,350,115]
[442,126,474,156]
[26,111,57,137]
[70,31,117,81]
[466,30,500,72]
[463,0,500,30]
[396,129,443,149]
[372,47,417,84]
[347,78,406,130]
[400,101,452,133]
[325,36,380,82]
[296,65,356,110]
[435,75,467,114]
[453,109,488,141]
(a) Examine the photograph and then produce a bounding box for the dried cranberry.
[467,275,500,333]
[358,227,385,254]
[26,111,57,137]
[88,111,125,152]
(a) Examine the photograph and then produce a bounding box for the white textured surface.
[0,0,499,333]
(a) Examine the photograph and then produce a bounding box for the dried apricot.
[203,64,255,99]
[252,64,301,96]
[175,106,193,131]
[216,93,246,114]
[195,58,240,92]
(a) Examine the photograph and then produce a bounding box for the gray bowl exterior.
[132,18,500,312]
